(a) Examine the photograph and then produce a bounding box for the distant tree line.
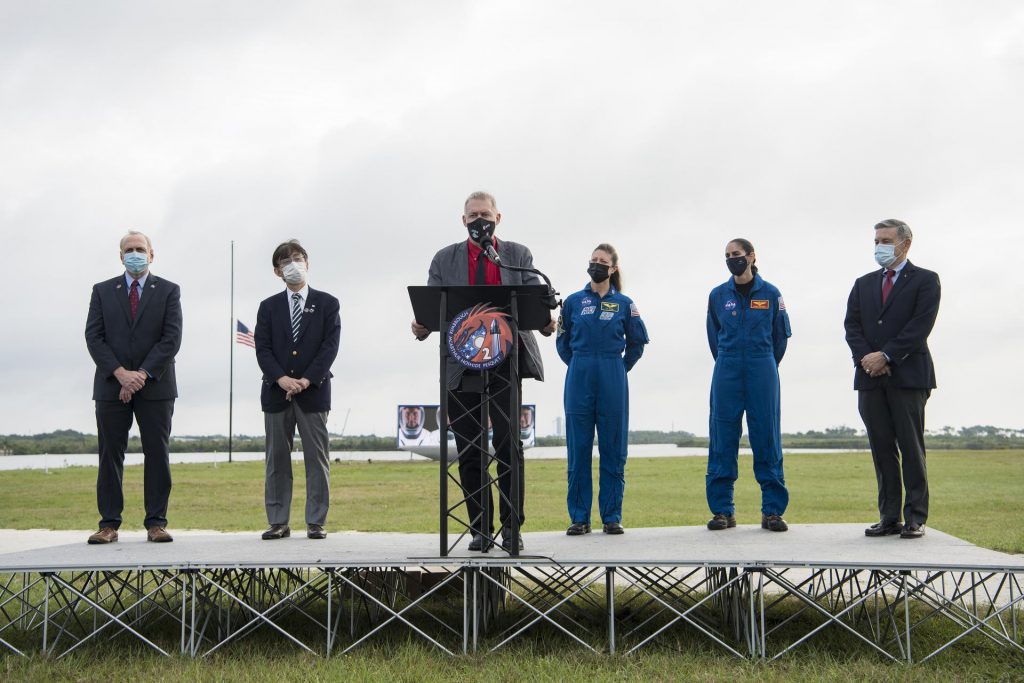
[0,430,396,455]
[2,426,1023,455]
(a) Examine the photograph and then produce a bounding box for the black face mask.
[466,217,495,244]
[726,256,749,276]
[588,262,611,283]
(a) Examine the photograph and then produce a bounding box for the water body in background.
[0,445,858,471]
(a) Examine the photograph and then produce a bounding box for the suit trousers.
[264,402,331,526]
[858,382,930,526]
[449,364,525,537]
[95,398,174,530]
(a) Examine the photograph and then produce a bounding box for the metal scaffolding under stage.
[1,525,1021,661]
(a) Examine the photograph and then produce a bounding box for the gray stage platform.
[1,526,1021,662]
[0,525,1022,572]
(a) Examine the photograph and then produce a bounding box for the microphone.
[481,237,502,265]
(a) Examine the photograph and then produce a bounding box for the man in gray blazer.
[412,191,554,552]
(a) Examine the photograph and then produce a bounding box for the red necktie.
[881,270,894,305]
[129,279,140,319]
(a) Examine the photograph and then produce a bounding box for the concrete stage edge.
[1,525,1021,661]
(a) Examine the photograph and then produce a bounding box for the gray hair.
[874,219,912,242]
[463,191,497,213]
[119,230,153,253]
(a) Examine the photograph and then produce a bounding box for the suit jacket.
[427,239,546,389]
[255,287,341,413]
[844,260,940,391]
[85,273,183,401]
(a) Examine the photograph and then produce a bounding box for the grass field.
[1,450,1022,681]
[1,450,1022,553]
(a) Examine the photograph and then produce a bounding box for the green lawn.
[1,451,1023,680]
[1,450,1022,553]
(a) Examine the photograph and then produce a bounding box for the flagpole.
[228,240,234,464]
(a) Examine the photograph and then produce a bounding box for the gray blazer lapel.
[454,241,469,285]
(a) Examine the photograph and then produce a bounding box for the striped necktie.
[290,293,302,342]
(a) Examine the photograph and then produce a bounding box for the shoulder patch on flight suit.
[600,301,619,312]
[778,297,786,310]
[750,300,769,310]
[630,303,640,317]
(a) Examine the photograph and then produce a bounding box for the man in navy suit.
[255,240,340,540]
[845,219,941,539]
[85,231,182,544]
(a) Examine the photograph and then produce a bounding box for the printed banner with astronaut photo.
[397,405,536,448]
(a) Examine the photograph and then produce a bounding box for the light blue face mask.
[123,251,150,275]
[874,242,903,268]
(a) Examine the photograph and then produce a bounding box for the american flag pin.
[116,284,122,289]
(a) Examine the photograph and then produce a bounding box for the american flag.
[236,320,255,348]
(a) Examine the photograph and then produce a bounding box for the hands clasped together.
[277,376,311,401]
[860,351,891,378]
[114,367,148,403]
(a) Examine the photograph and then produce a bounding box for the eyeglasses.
[277,255,306,266]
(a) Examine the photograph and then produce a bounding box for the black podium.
[409,284,553,557]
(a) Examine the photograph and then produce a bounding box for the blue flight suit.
[705,273,792,517]
[557,283,650,524]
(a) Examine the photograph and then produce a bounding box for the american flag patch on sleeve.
[778,297,786,311]
[630,303,640,317]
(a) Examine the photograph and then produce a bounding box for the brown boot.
[87,528,118,545]
[147,527,174,543]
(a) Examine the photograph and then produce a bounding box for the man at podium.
[411,191,555,552]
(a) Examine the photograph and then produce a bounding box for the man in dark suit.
[844,219,940,539]
[411,191,555,552]
[84,231,182,544]
[255,240,340,540]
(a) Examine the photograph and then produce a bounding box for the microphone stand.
[482,240,560,309]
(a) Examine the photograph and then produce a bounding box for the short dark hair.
[271,239,308,267]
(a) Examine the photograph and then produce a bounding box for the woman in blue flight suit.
[706,238,792,532]
[557,244,649,536]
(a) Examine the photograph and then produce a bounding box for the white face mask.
[281,261,306,285]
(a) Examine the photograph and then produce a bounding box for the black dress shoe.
[602,522,624,535]
[307,524,326,539]
[900,523,926,539]
[261,524,290,540]
[500,529,525,552]
[762,514,788,532]
[707,513,736,531]
[566,522,591,536]
[467,533,492,552]
[864,521,903,537]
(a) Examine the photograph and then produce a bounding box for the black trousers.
[857,383,930,526]
[95,398,174,530]
[449,364,525,537]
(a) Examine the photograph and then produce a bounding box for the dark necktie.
[129,280,140,319]
[475,251,487,285]
[881,270,894,305]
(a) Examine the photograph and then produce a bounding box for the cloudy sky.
[1,1,1021,439]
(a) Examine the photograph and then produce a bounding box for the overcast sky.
[1,1,1021,439]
